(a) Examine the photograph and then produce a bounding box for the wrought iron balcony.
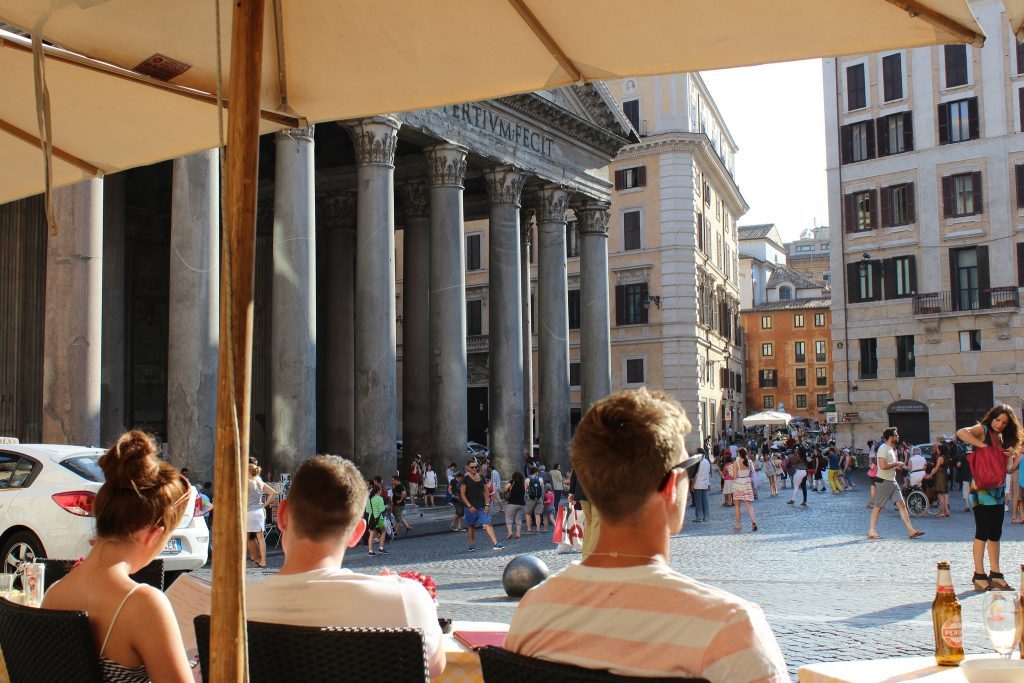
[912,287,1019,315]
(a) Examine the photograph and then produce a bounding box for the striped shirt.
[506,562,788,683]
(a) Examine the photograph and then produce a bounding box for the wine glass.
[982,590,1023,659]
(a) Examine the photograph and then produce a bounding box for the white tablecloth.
[435,620,509,683]
[798,654,1015,682]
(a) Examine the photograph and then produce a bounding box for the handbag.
[967,428,1008,490]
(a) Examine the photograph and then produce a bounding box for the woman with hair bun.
[246,457,277,569]
[42,430,194,682]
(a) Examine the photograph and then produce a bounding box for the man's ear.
[347,518,367,548]
[277,500,290,532]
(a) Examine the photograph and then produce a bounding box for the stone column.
[483,166,527,478]
[426,143,469,467]
[520,209,535,458]
[322,192,356,457]
[536,185,571,471]
[398,180,432,471]
[576,200,612,412]
[43,179,103,445]
[347,117,401,478]
[167,150,220,479]
[100,173,126,446]
[270,127,318,475]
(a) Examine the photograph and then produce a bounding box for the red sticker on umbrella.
[133,54,191,81]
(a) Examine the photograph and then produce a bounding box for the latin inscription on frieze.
[444,104,554,158]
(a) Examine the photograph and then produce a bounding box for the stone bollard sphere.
[502,555,550,598]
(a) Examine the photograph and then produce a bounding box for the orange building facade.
[742,300,833,421]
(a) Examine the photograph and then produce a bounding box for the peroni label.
[941,617,963,648]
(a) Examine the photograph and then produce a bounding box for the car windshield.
[60,455,104,482]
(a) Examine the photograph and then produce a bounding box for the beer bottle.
[932,562,964,666]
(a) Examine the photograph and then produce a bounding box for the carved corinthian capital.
[575,200,611,237]
[345,116,400,167]
[319,191,357,231]
[424,143,468,188]
[482,165,527,207]
[397,180,431,219]
[535,185,570,224]
[276,125,315,143]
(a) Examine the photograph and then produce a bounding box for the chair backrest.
[129,559,164,591]
[0,597,103,683]
[477,646,710,683]
[194,615,428,683]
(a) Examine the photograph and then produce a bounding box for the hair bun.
[100,430,161,490]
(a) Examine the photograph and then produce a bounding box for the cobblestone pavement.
[217,474,1024,680]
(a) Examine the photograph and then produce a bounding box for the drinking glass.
[982,590,1023,659]
[0,573,13,598]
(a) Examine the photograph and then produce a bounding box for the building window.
[466,234,482,271]
[759,369,778,388]
[794,341,806,363]
[816,394,830,408]
[794,314,805,328]
[569,362,581,387]
[614,166,646,190]
[960,329,981,351]
[815,367,828,386]
[859,338,878,379]
[615,282,649,325]
[1017,40,1024,75]
[796,394,808,409]
[623,210,642,251]
[814,313,826,327]
[763,395,775,410]
[881,183,915,227]
[1016,165,1024,209]
[778,286,792,300]
[884,255,917,299]
[951,246,989,311]
[847,260,882,303]
[467,299,483,336]
[944,45,968,88]
[840,121,875,164]
[795,368,807,387]
[815,340,827,363]
[762,343,773,357]
[566,223,579,258]
[696,213,705,253]
[1019,242,1024,287]
[843,190,877,232]
[896,335,915,377]
[942,172,983,217]
[938,97,978,144]
[625,358,646,384]
[622,99,641,132]
[876,112,913,157]
[568,289,581,330]
[846,63,866,110]
[761,315,772,329]
[882,53,903,101]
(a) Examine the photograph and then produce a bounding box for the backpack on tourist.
[527,475,543,501]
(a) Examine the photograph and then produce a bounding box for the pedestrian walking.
[763,452,778,496]
[488,462,504,513]
[787,448,808,506]
[460,461,504,551]
[549,463,564,510]
[956,405,1022,590]
[525,467,545,533]
[720,455,734,507]
[365,484,389,556]
[866,440,878,509]
[503,471,527,539]
[730,448,758,532]
[925,442,950,517]
[826,447,844,494]
[408,454,423,506]
[692,450,711,522]
[389,474,413,535]
[867,427,924,541]
[422,463,437,507]
[840,448,855,490]
[449,472,465,531]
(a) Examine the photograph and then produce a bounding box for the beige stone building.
[785,226,833,285]
[825,0,1024,447]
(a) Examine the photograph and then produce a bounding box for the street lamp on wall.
[643,294,662,309]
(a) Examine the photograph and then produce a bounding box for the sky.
[701,60,829,243]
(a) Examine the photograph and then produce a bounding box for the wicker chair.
[0,597,103,683]
[40,558,165,591]
[193,615,429,682]
[477,646,710,683]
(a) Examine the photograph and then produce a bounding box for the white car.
[0,443,209,573]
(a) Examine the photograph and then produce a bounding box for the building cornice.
[495,92,632,158]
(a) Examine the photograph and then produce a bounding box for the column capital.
[575,200,611,237]
[535,185,570,224]
[276,125,315,143]
[345,116,401,167]
[424,143,468,188]
[483,165,527,207]
[397,179,431,219]
[319,191,357,231]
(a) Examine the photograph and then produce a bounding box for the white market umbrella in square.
[743,410,794,427]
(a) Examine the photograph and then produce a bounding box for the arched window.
[779,286,793,300]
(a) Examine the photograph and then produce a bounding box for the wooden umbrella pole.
[211,0,264,681]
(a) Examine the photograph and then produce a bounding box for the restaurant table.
[435,620,509,683]
[798,654,1020,682]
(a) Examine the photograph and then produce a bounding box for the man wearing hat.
[506,388,788,682]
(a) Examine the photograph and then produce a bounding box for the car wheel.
[1,531,45,574]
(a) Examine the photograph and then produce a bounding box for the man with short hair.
[460,462,504,551]
[507,389,788,682]
[868,427,925,540]
[390,475,413,535]
[247,455,445,678]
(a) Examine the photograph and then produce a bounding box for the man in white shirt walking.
[868,427,925,541]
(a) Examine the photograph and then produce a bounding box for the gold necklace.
[586,551,664,562]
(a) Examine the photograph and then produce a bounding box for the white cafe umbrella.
[743,410,794,427]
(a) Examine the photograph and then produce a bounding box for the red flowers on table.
[399,571,437,600]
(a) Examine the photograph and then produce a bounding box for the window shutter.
[875,119,889,157]
[637,166,647,187]
[871,260,883,301]
[846,262,861,303]
[905,183,916,223]
[948,248,959,311]
[1017,243,1024,287]
[615,285,626,326]
[908,255,918,294]
[937,103,949,144]
[865,121,876,160]
[883,257,896,300]
[977,246,990,306]
[843,194,854,232]
[840,124,853,164]
[972,171,983,214]
[614,170,624,190]
[639,283,650,324]
[1017,165,1024,208]
[941,176,954,218]
[968,97,980,139]
[880,186,892,227]
[903,112,914,152]
[1019,88,1024,132]
[869,189,879,229]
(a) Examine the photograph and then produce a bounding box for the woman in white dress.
[422,463,438,507]
[246,458,278,568]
